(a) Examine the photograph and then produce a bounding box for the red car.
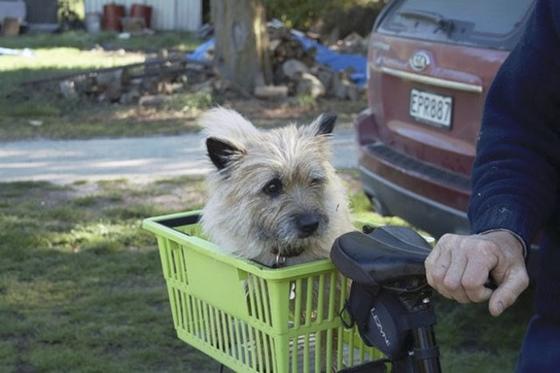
[356,0,536,238]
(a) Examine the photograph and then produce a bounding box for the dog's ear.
[206,137,244,170]
[311,112,337,136]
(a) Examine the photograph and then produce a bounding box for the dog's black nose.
[296,214,319,237]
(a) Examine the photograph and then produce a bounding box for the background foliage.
[264,0,384,36]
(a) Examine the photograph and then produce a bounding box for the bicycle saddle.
[331,226,432,286]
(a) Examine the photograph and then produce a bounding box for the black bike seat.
[330,226,432,286]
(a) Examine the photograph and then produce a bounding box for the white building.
[84,0,202,31]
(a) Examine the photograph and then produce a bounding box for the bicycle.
[330,225,443,373]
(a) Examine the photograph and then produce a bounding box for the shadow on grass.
[0,179,215,372]
[0,245,220,372]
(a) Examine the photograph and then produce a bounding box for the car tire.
[366,192,392,216]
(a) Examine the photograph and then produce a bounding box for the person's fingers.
[430,247,451,284]
[429,247,453,299]
[425,245,441,289]
[489,267,530,317]
[462,255,493,303]
[442,252,470,303]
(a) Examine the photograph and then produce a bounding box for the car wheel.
[365,192,392,216]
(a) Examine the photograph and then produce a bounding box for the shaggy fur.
[200,108,354,267]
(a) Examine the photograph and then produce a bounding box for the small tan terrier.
[200,108,354,267]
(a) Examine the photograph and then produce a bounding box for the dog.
[199,107,354,267]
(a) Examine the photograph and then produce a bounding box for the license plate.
[409,89,453,128]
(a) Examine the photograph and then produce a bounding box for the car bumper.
[355,109,471,238]
[359,165,470,238]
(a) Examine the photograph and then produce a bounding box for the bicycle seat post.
[409,297,441,373]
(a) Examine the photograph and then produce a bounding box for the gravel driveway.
[0,126,357,184]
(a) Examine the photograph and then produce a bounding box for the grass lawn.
[0,31,200,52]
[0,172,532,372]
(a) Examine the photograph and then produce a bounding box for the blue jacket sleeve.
[468,0,560,247]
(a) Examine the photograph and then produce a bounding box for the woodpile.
[269,27,316,68]
[49,53,214,105]
[47,23,365,105]
[264,24,365,101]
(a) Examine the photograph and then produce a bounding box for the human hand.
[425,231,529,316]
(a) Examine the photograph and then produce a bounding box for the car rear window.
[377,0,535,50]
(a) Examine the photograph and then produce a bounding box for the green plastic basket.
[142,210,383,373]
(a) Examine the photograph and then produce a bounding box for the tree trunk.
[211,0,272,94]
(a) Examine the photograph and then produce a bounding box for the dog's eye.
[263,178,283,197]
[310,177,324,186]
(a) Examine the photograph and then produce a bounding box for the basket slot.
[253,327,263,371]
[168,241,189,285]
[240,315,252,368]
[176,290,185,330]
[336,317,344,369]
[207,304,217,348]
[262,331,272,373]
[190,296,201,338]
[212,307,225,355]
[221,311,231,357]
[200,298,211,343]
[290,331,337,373]
[184,294,194,335]
[304,277,313,326]
[316,274,325,322]
[247,276,260,323]
[359,337,366,363]
[327,273,337,321]
[314,330,322,373]
[303,332,310,372]
[246,275,274,328]
[348,326,355,366]
[232,315,243,363]
[167,287,179,329]
[180,247,189,284]
[326,328,334,372]
[293,279,303,328]
[289,335,299,372]
[184,294,193,335]
[259,278,272,327]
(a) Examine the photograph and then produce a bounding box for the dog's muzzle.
[295,213,320,238]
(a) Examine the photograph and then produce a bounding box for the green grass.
[0,177,213,372]
[0,174,532,372]
[0,48,144,91]
[0,30,200,52]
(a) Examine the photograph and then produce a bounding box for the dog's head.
[200,108,341,264]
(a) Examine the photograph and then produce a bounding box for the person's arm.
[426,0,560,316]
[469,0,560,245]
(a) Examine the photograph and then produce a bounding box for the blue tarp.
[187,30,367,87]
